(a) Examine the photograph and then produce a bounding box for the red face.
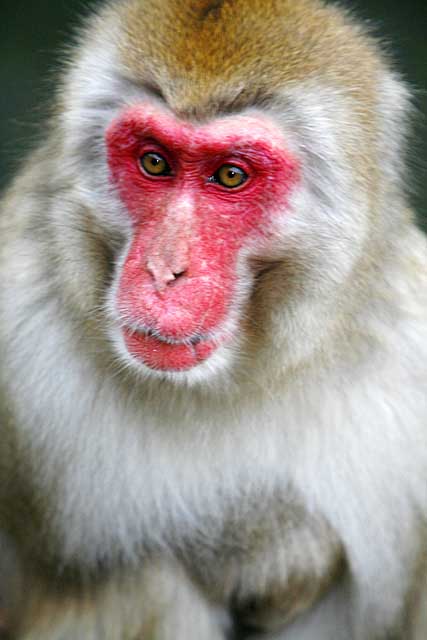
[106,103,299,373]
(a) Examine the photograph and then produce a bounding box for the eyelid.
[214,156,250,172]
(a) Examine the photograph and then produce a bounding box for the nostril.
[172,269,187,281]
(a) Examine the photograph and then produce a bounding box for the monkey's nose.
[146,258,188,292]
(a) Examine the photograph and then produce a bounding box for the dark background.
[0,1,426,222]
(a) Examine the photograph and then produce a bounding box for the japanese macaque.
[0,0,426,638]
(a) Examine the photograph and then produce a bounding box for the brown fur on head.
[119,0,382,117]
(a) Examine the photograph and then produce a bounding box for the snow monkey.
[0,0,426,638]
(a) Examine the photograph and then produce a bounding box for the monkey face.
[105,102,299,378]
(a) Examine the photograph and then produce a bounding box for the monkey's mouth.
[122,326,221,371]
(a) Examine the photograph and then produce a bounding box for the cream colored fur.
[0,1,426,638]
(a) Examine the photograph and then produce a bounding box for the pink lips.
[122,327,221,371]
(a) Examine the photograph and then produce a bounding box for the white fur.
[1,3,426,639]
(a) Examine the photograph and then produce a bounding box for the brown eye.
[140,152,170,176]
[214,164,248,189]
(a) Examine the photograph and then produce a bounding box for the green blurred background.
[0,1,426,222]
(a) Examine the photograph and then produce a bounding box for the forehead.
[109,102,287,151]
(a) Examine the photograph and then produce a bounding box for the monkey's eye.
[213,164,248,189]
[140,152,171,176]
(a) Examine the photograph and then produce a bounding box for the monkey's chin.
[122,328,220,372]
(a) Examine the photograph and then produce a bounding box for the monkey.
[0,0,427,638]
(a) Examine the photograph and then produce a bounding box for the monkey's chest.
[179,498,345,634]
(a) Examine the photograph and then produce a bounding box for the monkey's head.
[56,0,410,385]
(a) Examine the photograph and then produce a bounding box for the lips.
[122,327,220,371]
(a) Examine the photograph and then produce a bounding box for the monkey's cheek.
[122,329,220,371]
